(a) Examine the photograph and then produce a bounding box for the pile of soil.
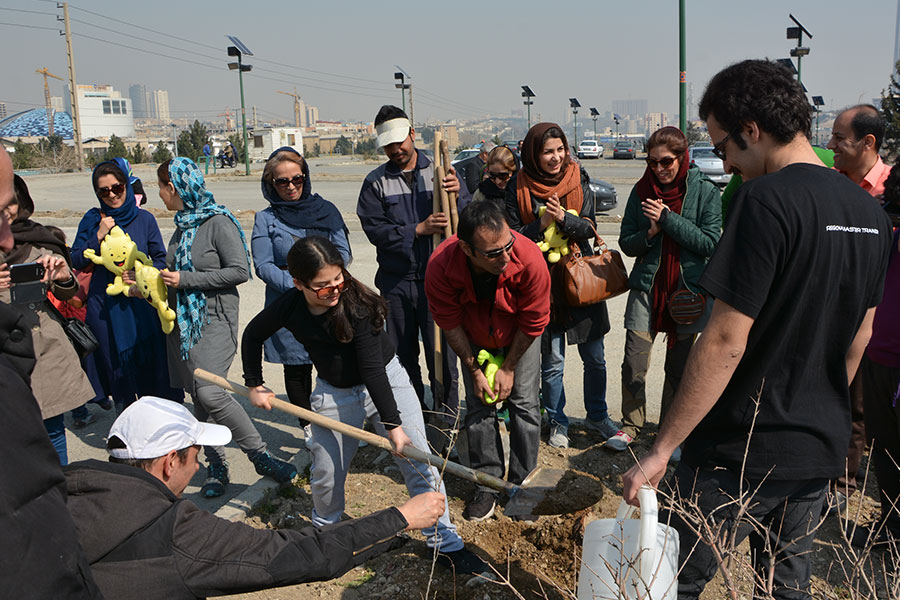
[228,425,887,600]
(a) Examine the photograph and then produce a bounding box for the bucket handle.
[614,486,659,590]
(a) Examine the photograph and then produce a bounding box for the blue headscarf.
[81,158,141,235]
[261,146,346,231]
[169,157,251,359]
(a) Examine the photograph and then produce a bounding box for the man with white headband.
[63,396,446,599]
[357,105,469,452]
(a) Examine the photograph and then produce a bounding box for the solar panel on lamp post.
[522,86,535,130]
[226,35,253,176]
[569,98,580,148]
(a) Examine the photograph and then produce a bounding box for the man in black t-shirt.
[623,60,893,599]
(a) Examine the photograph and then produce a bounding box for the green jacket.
[619,166,722,293]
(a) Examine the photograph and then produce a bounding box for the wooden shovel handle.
[193,368,517,496]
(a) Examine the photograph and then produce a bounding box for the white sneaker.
[549,424,569,449]
[605,430,633,451]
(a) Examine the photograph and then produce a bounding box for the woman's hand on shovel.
[249,385,276,410]
[388,426,412,456]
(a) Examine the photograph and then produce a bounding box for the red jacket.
[425,233,550,349]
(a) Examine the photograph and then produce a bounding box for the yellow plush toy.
[536,207,579,263]
[476,349,505,405]
[83,226,151,296]
[134,262,176,334]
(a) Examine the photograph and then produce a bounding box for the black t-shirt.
[241,288,401,428]
[683,163,892,480]
[468,264,499,301]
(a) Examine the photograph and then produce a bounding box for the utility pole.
[679,0,686,133]
[59,2,83,170]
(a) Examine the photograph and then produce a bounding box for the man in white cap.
[357,105,469,451]
[64,396,446,599]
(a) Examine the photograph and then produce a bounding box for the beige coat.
[0,245,94,418]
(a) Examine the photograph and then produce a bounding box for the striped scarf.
[169,157,251,359]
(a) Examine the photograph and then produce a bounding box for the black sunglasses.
[273,174,305,188]
[712,133,731,161]
[485,171,511,182]
[96,183,126,198]
[472,234,515,259]
[645,156,679,169]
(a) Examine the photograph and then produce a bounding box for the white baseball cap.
[107,396,232,459]
[375,117,411,149]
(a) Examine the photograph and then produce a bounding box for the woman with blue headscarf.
[157,157,296,498]
[71,158,182,413]
[252,147,350,442]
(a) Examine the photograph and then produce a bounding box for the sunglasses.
[712,133,731,161]
[485,171,511,182]
[307,279,347,299]
[96,183,126,198]
[273,174,305,188]
[645,156,679,169]
[472,234,515,259]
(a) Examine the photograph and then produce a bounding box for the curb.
[214,449,312,523]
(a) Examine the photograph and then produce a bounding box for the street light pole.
[394,72,408,113]
[172,123,178,156]
[569,98,580,148]
[613,113,621,141]
[679,0,687,132]
[590,107,599,141]
[812,96,825,146]
[786,15,812,90]
[522,86,535,131]
[226,35,253,176]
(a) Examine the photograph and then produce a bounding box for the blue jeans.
[541,330,608,428]
[43,414,67,466]
[307,356,463,552]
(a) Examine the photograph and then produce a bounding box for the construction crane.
[276,88,302,127]
[217,108,233,131]
[35,67,63,137]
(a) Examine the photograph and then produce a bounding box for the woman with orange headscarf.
[505,123,614,449]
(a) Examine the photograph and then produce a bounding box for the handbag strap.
[579,216,609,253]
[677,265,700,295]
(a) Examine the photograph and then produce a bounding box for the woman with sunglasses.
[155,157,296,497]
[71,159,182,414]
[252,147,351,443]
[472,145,518,205]
[505,123,615,450]
[611,126,722,454]
[241,236,487,575]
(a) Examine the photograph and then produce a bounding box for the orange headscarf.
[515,123,583,225]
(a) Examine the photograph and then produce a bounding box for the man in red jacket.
[425,199,550,522]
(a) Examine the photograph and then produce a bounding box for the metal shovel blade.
[504,467,605,517]
[504,467,568,517]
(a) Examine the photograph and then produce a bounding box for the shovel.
[193,368,590,516]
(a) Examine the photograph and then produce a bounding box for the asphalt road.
[25,153,669,513]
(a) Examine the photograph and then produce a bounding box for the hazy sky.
[1,0,898,126]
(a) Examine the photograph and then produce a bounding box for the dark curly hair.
[699,59,811,150]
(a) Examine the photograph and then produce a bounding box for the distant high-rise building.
[645,112,668,135]
[129,84,150,119]
[0,102,7,119]
[305,105,318,127]
[612,99,649,118]
[150,89,170,122]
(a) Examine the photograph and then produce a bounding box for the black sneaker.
[463,491,497,522]
[201,462,229,498]
[437,547,492,576]
[250,451,297,484]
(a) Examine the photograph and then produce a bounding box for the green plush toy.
[476,349,505,405]
[134,262,176,334]
[536,207,579,263]
[83,226,151,296]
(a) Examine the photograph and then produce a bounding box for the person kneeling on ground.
[64,396,447,600]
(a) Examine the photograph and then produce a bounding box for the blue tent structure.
[0,109,74,139]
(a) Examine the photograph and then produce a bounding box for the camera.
[9,262,47,305]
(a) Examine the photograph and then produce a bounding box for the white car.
[577,139,604,159]
[688,145,731,187]
[451,149,480,165]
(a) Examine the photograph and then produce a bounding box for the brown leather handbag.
[562,218,629,307]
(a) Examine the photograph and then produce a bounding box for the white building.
[249,127,304,160]
[150,90,170,122]
[645,112,668,135]
[305,105,319,127]
[65,84,135,139]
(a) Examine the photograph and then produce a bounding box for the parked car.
[688,145,731,187]
[577,140,604,159]
[451,149,480,165]
[612,140,636,159]
[590,178,617,213]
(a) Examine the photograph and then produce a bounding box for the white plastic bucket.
[577,486,679,599]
